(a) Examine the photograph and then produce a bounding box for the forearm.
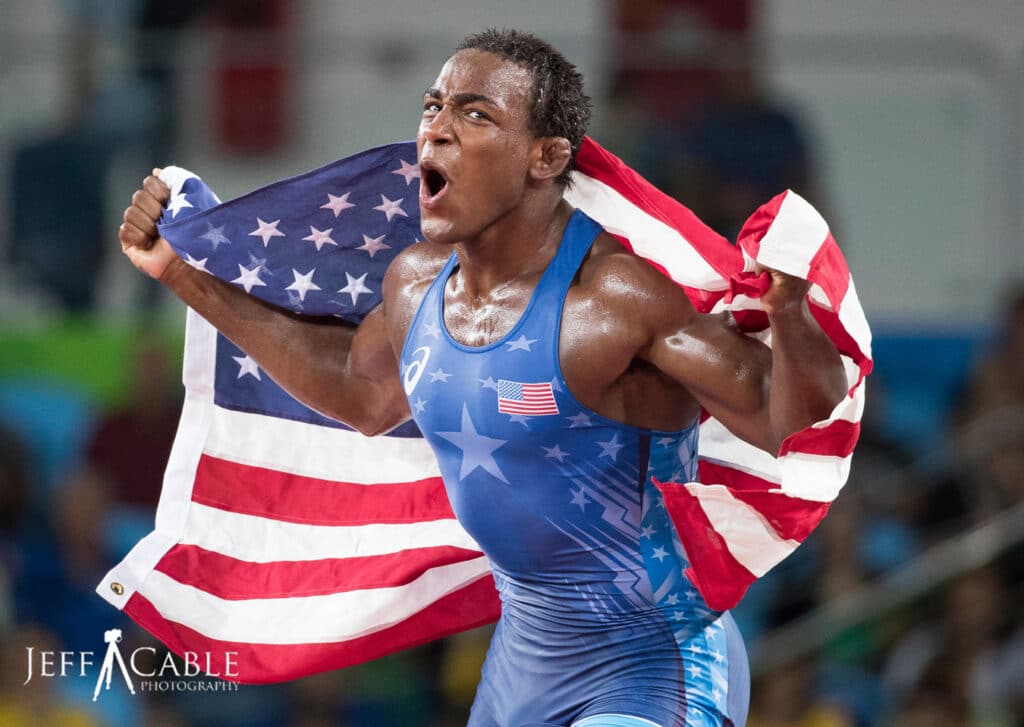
[160,257,389,431]
[766,300,846,449]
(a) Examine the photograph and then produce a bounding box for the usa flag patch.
[497,380,559,416]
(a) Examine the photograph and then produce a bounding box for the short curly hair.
[456,28,592,187]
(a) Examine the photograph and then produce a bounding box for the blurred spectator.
[950,285,1024,518]
[6,0,213,314]
[86,337,182,512]
[882,566,1020,726]
[747,658,855,727]
[669,43,820,240]
[13,466,119,654]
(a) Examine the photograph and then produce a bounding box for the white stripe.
[837,277,873,359]
[138,555,493,644]
[754,190,828,278]
[204,404,441,484]
[567,173,727,291]
[777,450,852,503]
[684,483,800,578]
[182,502,481,562]
[698,418,781,481]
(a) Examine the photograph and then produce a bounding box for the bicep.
[645,311,775,451]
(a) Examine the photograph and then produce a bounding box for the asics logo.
[403,346,431,395]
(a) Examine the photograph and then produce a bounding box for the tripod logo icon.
[92,629,135,701]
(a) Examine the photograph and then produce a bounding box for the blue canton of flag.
[156,142,425,438]
[157,141,421,323]
[497,380,559,416]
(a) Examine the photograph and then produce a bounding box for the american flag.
[497,380,560,416]
[97,137,871,684]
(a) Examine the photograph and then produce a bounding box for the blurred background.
[1,0,1022,725]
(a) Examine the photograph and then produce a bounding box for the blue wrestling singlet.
[399,210,750,727]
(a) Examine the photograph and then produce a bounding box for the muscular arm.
[621,254,845,453]
[119,173,410,436]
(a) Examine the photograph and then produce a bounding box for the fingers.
[119,171,170,250]
[143,173,171,203]
[123,204,160,239]
[118,219,153,251]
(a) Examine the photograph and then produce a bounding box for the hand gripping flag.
[98,138,871,683]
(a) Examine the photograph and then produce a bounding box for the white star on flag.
[201,224,230,249]
[338,272,372,305]
[391,159,420,185]
[356,234,392,258]
[249,218,286,247]
[285,269,321,301]
[373,194,408,221]
[412,398,427,414]
[320,192,355,217]
[422,321,442,340]
[505,335,538,352]
[167,191,193,218]
[302,226,337,251]
[183,253,209,272]
[437,405,509,484]
[232,355,261,380]
[231,263,267,293]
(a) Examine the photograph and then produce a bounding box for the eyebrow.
[423,89,500,108]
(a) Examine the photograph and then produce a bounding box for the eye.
[466,110,489,121]
[423,102,441,114]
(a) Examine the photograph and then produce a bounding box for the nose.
[418,106,454,147]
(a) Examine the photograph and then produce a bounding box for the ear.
[528,137,572,183]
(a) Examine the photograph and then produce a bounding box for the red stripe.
[577,138,741,283]
[697,461,833,542]
[652,478,755,611]
[778,419,860,459]
[498,402,559,415]
[807,232,850,310]
[192,455,453,525]
[734,190,789,261]
[154,543,485,600]
[123,575,502,684]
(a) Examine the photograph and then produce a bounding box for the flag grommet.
[110,582,125,596]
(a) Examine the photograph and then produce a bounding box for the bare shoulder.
[380,240,452,342]
[572,231,698,330]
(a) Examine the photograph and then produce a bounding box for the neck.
[454,191,574,297]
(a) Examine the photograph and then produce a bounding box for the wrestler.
[119,29,845,726]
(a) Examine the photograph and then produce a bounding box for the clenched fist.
[118,170,181,280]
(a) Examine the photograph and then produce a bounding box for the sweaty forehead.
[430,49,533,110]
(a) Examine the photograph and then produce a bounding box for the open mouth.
[419,162,449,203]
